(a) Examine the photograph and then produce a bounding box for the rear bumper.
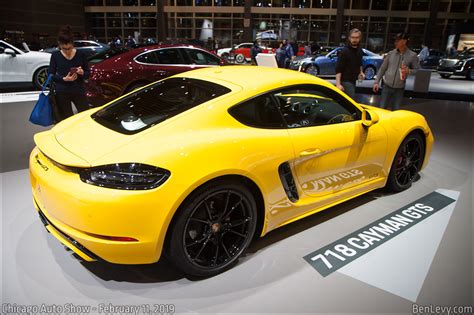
[34,200,99,262]
[29,146,173,264]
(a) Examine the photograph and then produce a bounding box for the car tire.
[305,64,319,76]
[221,53,230,61]
[167,180,257,277]
[386,133,425,192]
[440,73,451,79]
[235,53,246,64]
[33,66,49,90]
[364,65,376,80]
[467,68,474,80]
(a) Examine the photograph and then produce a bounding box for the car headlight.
[456,60,465,66]
[79,163,170,190]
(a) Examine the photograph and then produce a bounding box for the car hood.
[41,47,58,53]
[292,55,308,61]
[25,50,52,60]
[455,54,473,61]
[217,48,231,53]
[313,55,328,62]
[442,54,472,61]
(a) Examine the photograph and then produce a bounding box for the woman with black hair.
[48,25,90,121]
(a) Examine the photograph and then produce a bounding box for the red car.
[86,44,226,106]
[230,45,275,64]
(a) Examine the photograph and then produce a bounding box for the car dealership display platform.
[1,94,472,313]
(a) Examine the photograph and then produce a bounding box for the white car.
[216,42,253,60]
[0,40,51,89]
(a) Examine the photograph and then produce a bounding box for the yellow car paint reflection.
[30,66,433,276]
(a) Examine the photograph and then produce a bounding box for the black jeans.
[55,92,89,121]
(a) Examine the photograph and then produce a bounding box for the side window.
[272,85,361,128]
[155,48,184,64]
[135,51,159,64]
[229,94,285,129]
[185,49,220,65]
[74,41,86,47]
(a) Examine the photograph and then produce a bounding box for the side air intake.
[278,162,299,202]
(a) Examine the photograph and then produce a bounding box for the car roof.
[94,44,217,63]
[173,66,334,93]
[128,44,215,57]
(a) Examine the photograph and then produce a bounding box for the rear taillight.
[79,163,170,190]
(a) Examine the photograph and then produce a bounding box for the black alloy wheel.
[168,181,257,277]
[386,133,425,192]
[33,67,49,90]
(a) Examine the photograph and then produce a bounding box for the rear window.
[88,48,129,64]
[92,78,231,134]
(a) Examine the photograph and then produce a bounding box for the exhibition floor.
[1,94,473,313]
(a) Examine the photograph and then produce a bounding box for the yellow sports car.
[30,66,433,277]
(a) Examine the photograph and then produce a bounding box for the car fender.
[386,110,433,171]
[25,57,50,79]
[151,154,274,261]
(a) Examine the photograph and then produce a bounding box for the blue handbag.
[29,74,54,127]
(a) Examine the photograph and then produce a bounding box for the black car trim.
[278,162,299,202]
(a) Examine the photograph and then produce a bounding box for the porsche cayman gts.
[30,66,433,277]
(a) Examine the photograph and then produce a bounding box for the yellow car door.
[272,84,387,206]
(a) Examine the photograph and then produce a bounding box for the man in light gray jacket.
[373,33,420,110]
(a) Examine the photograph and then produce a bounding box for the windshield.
[459,48,474,58]
[92,77,231,134]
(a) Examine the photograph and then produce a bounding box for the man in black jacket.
[335,28,365,99]
[250,41,262,65]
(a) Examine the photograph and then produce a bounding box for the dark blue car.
[289,47,384,80]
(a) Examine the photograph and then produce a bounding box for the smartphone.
[68,67,78,76]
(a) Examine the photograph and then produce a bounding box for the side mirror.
[361,109,379,127]
[4,48,16,57]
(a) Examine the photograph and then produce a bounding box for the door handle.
[300,148,322,157]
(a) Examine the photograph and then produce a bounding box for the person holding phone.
[48,25,90,121]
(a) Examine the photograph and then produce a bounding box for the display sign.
[303,191,456,277]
